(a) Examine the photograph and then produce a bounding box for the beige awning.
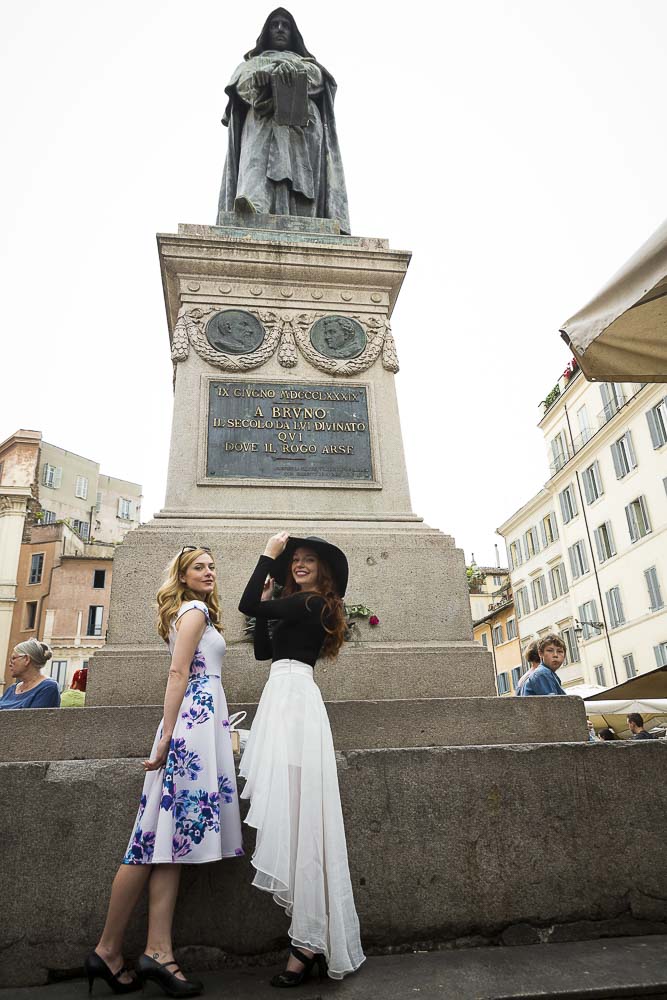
[560,217,667,381]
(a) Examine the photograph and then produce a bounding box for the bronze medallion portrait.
[310,315,366,360]
[205,310,265,355]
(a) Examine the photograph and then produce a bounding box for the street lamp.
[573,618,605,639]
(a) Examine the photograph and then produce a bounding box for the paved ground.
[2,936,667,1000]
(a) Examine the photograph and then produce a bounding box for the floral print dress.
[123,600,243,864]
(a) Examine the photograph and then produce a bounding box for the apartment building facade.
[39,441,142,543]
[472,588,522,696]
[0,429,142,686]
[6,523,113,692]
[498,367,667,690]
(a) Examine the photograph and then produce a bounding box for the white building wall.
[38,444,142,545]
[499,375,667,691]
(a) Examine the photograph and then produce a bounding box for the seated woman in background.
[60,667,87,708]
[0,639,60,709]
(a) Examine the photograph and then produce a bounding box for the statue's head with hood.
[245,8,314,61]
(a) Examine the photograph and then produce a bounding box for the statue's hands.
[254,69,271,88]
[261,576,275,602]
[275,62,295,84]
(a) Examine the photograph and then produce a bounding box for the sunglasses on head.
[178,545,212,567]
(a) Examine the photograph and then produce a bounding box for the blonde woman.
[86,546,243,997]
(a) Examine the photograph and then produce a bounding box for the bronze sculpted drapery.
[217,8,350,234]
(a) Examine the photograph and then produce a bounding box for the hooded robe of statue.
[217,9,350,234]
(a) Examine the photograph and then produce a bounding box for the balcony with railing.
[596,392,628,429]
[545,378,646,478]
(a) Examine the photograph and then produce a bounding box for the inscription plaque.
[206,379,375,483]
[205,310,265,354]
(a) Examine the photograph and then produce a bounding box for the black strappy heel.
[270,945,328,988]
[83,951,141,994]
[135,954,203,998]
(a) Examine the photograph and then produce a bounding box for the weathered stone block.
[88,640,496,706]
[1,741,665,988]
[0,696,588,763]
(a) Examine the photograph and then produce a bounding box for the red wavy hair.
[281,552,346,659]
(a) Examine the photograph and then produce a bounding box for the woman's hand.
[264,531,289,559]
[143,733,171,772]
[261,576,275,601]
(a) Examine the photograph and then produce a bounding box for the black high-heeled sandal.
[270,945,328,988]
[136,954,203,998]
[84,951,141,995]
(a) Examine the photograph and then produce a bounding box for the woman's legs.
[95,865,152,983]
[144,864,187,981]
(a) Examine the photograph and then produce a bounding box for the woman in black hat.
[238,532,364,987]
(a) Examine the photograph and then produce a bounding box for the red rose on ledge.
[369,615,380,626]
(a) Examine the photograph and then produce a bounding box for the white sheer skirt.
[239,659,365,980]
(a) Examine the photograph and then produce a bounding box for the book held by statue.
[271,71,309,126]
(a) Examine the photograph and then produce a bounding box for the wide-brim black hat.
[273,536,349,598]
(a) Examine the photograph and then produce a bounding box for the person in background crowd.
[0,639,59,709]
[514,640,541,695]
[586,719,600,742]
[60,667,88,708]
[518,634,566,696]
[627,713,656,740]
[598,728,619,741]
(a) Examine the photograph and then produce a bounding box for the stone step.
[87,641,497,706]
[0,695,588,762]
[4,936,667,998]
[1,742,665,988]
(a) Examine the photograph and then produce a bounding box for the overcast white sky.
[2,0,666,566]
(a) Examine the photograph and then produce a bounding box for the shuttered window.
[549,563,568,599]
[610,432,637,479]
[605,587,625,628]
[42,464,62,488]
[593,521,616,563]
[646,397,667,449]
[541,512,558,546]
[531,575,548,609]
[645,566,664,611]
[582,461,604,504]
[558,485,578,523]
[515,586,531,619]
[625,496,651,543]
[623,653,637,679]
[568,540,589,579]
[577,600,599,639]
[497,672,510,694]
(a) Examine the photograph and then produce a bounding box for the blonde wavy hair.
[156,548,223,642]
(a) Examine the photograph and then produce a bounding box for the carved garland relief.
[171,306,399,375]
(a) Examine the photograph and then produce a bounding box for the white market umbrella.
[583,698,667,739]
[560,217,667,381]
[583,698,667,715]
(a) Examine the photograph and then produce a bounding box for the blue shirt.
[0,678,60,709]
[519,663,566,697]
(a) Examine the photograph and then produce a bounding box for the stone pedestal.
[89,219,493,705]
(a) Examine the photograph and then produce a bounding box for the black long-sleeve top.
[238,555,326,666]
